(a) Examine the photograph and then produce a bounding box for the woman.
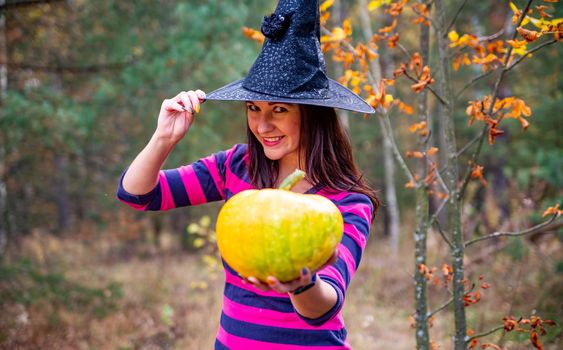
[117,0,378,348]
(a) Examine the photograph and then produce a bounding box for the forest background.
[0,0,561,349]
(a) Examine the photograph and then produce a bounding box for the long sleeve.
[116,146,236,211]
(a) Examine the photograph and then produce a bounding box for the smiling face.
[246,101,302,170]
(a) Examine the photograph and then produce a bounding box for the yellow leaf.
[448,30,459,42]
[384,94,394,105]
[193,238,205,248]
[368,0,384,11]
[343,19,353,36]
[320,27,347,43]
[320,0,334,12]
[509,2,519,14]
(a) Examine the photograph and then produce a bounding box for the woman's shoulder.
[315,188,373,210]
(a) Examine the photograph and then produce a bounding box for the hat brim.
[206,79,375,114]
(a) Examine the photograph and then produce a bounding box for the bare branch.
[456,132,483,157]
[457,0,533,200]
[411,5,439,32]
[445,0,469,35]
[465,325,505,344]
[403,70,449,106]
[378,111,419,186]
[455,69,496,99]
[319,27,418,186]
[428,297,453,318]
[506,38,558,72]
[432,219,454,249]
[465,213,561,248]
[0,0,65,11]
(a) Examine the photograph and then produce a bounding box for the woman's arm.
[121,90,205,195]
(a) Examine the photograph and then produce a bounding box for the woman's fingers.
[187,90,201,113]
[163,98,185,113]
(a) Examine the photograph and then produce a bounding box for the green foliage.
[0,259,122,318]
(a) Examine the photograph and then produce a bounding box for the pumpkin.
[216,170,343,283]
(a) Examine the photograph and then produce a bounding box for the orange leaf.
[481,344,502,350]
[242,27,265,44]
[427,147,439,155]
[388,33,400,48]
[530,330,543,350]
[481,282,491,289]
[542,204,562,217]
[517,27,542,42]
[535,5,553,18]
[379,19,397,34]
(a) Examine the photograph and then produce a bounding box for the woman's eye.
[247,104,259,112]
[273,106,288,113]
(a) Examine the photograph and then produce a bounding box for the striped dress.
[117,143,374,349]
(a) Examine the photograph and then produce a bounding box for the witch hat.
[206,0,375,114]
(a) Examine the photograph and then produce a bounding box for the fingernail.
[301,267,309,276]
[194,104,200,113]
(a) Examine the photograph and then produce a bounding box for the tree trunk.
[434,1,467,349]
[413,8,431,348]
[333,0,350,130]
[357,0,400,253]
[0,0,8,256]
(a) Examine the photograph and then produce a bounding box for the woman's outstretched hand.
[156,89,206,145]
[242,249,339,294]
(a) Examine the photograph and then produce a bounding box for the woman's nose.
[257,117,274,134]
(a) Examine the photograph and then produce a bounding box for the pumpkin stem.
[279,169,306,191]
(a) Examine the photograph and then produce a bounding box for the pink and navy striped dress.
[117,144,374,349]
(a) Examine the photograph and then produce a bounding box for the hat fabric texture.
[206,0,375,114]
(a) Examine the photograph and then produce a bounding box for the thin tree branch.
[432,218,454,249]
[411,5,439,32]
[428,297,453,318]
[456,132,483,157]
[455,69,496,99]
[445,0,468,35]
[0,0,65,11]
[403,70,449,106]
[465,213,560,248]
[378,111,418,186]
[0,60,136,74]
[319,28,418,187]
[506,38,558,72]
[457,0,533,201]
[466,325,505,344]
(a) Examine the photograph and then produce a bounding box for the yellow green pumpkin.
[216,170,343,283]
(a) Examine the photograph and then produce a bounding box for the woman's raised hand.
[156,90,206,145]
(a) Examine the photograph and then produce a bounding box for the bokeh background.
[0,0,561,349]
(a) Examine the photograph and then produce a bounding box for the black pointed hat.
[206,0,375,114]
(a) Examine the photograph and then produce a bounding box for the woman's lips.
[262,136,285,147]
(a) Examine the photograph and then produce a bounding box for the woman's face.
[246,101,302,166]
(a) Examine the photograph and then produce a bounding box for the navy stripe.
[333,257,351,287]
[220,312,347,346]
[333,192,373,214]
[297,277,343,326]
[341,234,362,268]
[214,339,229,350]
[224,283,294,313]
[144,185,162,211]
[222,259,239,277]
[116,169,160,206]
[228,144,252,183]
[215,149,228,181]
[342,212,370,237]
[224,188,234,200]
[193,161,222,202]
[163,169,190,207]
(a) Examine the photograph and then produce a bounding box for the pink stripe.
[225,147,254,194]
[316,189,349,201]
[337,243,357,273]
[200,155,225,198]
[344,223,367,249]
[226,170,254,194]
[158,171,175,210]
[177,165,207,205]
[225,270,289,298]
[118,198,148,211]
[222,296,344,331]
[340,203,372,223]
[319,266,346,291]
[217,326,350,350]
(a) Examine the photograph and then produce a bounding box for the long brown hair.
[247,104,379,211]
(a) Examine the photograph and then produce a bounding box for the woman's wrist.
[289,273,317,295]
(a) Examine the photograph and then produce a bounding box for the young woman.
[117,0,379,348]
